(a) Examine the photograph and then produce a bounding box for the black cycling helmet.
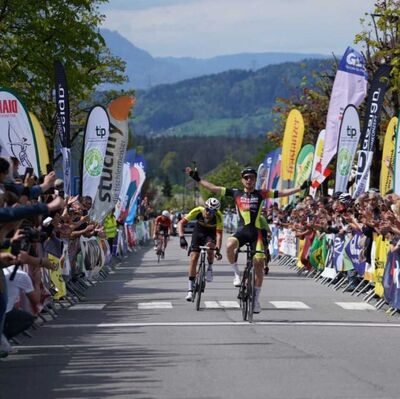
[241,167,257,177]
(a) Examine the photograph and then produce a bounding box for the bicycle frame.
[155,233,166,262]
[237,244,264,322]
[191,245,216,311]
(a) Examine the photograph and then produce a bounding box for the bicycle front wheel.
[240,270,249,321]
[196,263,206,311]
[247,265,255,323]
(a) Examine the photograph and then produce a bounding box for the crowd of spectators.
[0,156,118,358]
[264,187,400,293]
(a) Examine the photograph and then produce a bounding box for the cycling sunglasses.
[242,174,256,181]
[205,208,216,214]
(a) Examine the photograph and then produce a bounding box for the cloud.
[102,0,376,58]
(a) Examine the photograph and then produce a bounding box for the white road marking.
[44,321,400,328]
[138,302,173,309]
[68,304,105,310]
[218,301,240,308]
[204,301,221,308]
[335,302,376,310]
[270,301,310,309]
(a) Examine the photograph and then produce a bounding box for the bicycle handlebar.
[198,246,218,251]
[237,247,265,255]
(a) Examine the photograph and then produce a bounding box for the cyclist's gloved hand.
[215,247,222,260]
[187,167,201,182]
[300,180,311,190]
[180,236,188,249]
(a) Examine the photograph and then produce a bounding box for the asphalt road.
[1,235,400,399]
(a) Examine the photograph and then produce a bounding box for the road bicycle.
[191,245,217,311]
[155,233,168,263]
[237,244,265,322]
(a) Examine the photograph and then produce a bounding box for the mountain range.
[101,29,329,90]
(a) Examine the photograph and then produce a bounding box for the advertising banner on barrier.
[354,64,391,197]
[309,130,325,197]
[317,47,367,185]
[344,231,366,276]
[91,96,134,222]
[29,112,49,176]
[81,105,110,201]
[333,234,346,272]
[54,61,72,195]
[383,251,400,310]
[381,117,397,195]
[280,109,304,206]
[321,234,337,279]
[335,105,361,193]
[0,88,40,176]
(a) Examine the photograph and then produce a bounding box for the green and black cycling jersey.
[220,188,277,229]
[183,206,224,233]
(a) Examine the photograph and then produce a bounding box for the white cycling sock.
[231,263,239,275]
[255,287,261,301]
[207,262,213,270]
[188,280,194,290]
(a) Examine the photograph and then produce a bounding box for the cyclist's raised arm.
[263,180,311,198]
[185,167,222,195]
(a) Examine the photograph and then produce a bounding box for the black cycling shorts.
[190,227,216,252]
[231,225,265,259]
[158,226,169,237]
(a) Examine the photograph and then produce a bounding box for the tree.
[0,0,127,149]
[162,177,172,198]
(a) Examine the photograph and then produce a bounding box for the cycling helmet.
[241,167,257,177]
[162,210,170,217]
[338,193,352,205]
[205,197,221,210]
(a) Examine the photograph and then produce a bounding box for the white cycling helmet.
[205,197,220,210]
[162,210,170,217]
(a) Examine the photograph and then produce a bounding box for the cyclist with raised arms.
[186,166,309,313]
[177,198,223,301]
[153,210,172,255]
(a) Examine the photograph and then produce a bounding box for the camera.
[11,227,48,256]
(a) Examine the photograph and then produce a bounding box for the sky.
[100,0,377,59]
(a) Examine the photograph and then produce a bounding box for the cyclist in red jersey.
[186,166,309,313]
[153,210,172,253]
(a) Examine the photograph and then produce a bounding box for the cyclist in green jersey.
[186,166,309,313]
[177,198,223,301]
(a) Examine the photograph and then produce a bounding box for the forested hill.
[132,58,331,138]
[133,135,265,185]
